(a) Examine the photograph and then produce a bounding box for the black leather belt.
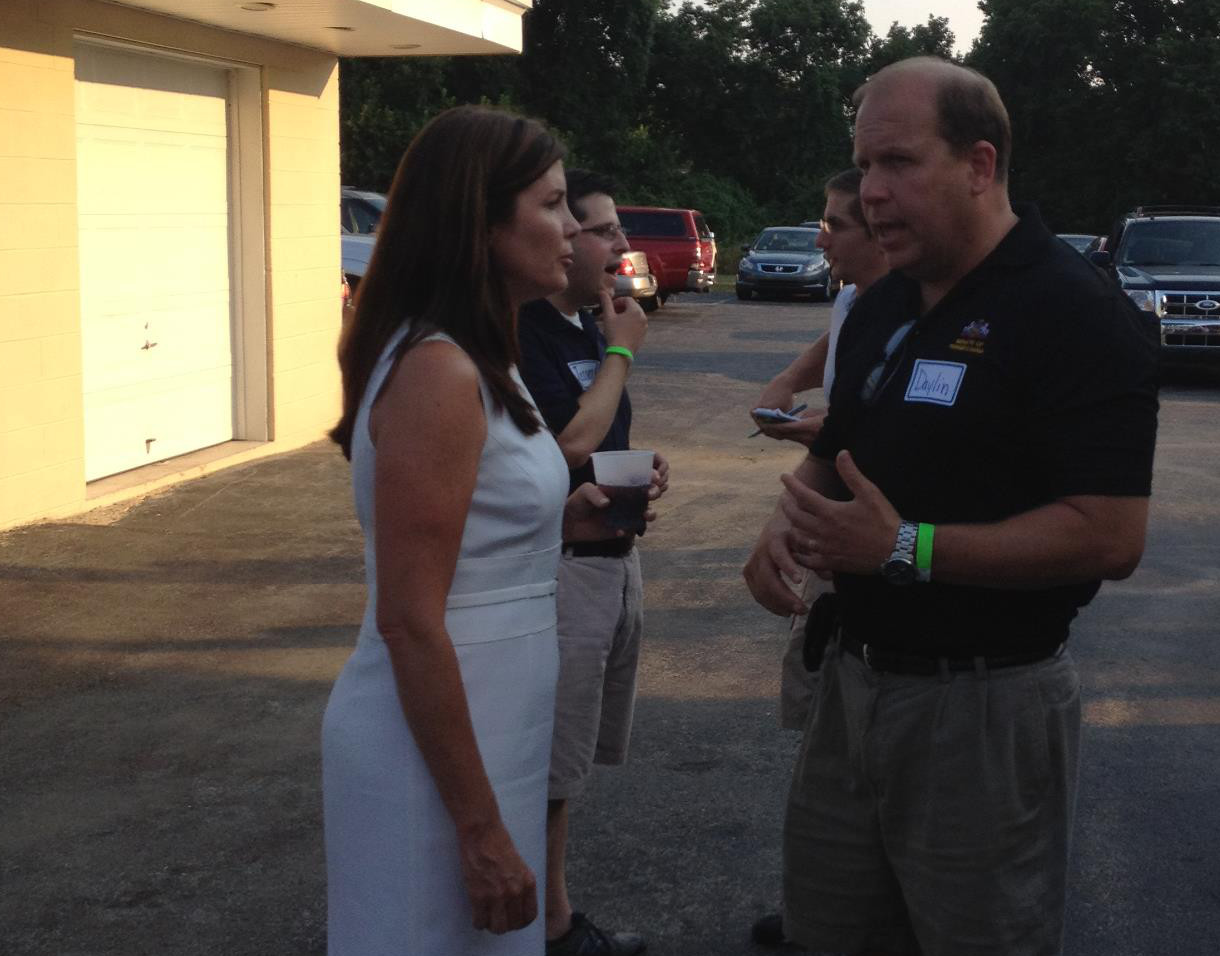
[562,536,635,558]
[841,634,1063,676]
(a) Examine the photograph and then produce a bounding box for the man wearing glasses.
[747,166,889,948]
[518,169,660,956]
[751,167,890,452]
[745,57,1157,956]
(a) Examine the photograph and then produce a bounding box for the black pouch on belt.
[802,591,840,672]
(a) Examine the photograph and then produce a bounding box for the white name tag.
[567,359,599,391]
[904,359,966,406]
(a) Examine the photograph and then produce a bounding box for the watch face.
[882,558,916,586]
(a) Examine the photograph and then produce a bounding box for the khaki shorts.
[783,640,1081,956]
[548,549,643,800]
[779,574,833,731]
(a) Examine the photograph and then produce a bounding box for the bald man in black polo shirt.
[744,58,1158,956]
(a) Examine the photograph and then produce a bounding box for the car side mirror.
[1088,251,1112,267]
[740,244,751,253]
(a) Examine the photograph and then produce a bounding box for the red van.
[616,206,717,308]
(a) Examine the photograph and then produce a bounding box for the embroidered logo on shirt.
[567,359,599,391]
[904,360,967,406]
[949,319,990,355]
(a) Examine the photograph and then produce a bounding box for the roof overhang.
[103,0,532,56]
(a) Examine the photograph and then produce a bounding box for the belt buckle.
[862,643,875,670]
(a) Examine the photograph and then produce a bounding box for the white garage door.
[75,44,234,481]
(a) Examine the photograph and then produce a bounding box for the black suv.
[1091,206,1220,364]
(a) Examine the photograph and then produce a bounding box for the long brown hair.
[330,106,564,459]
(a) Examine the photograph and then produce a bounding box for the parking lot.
[2,292,1219,955]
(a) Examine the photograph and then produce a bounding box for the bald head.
[854,57,1011,186]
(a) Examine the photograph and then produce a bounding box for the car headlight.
[738,258,753,273]
[803,259,827,275]
[1124,289,1157,312]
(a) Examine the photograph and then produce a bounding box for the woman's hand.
[458,819,538,934]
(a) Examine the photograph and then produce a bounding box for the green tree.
[339,57,453,190]
[647,0,870,228]
[864,15,957,74]
[343,0,1101,250]
[512,0,663,163]
[1095,0,1220,213]
[970,0,1220,232]
[745,0,872,205]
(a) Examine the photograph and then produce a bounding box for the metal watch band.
[890,520,918,564]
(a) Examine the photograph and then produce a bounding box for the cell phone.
[751,407,800,423]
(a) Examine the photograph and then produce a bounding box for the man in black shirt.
[518,169,663,956]
[744,57,1157,956]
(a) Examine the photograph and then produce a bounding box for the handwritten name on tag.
[568,359,599,391]
[904,359,966,406]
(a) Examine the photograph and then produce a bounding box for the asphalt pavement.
[2,291,1218,955]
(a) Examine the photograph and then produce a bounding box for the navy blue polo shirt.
[517,298,632,493]
[812,204,1159,657]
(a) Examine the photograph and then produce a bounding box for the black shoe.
[545,912,646,956]
[751,911,787,946]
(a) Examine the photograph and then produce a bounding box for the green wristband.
[604,346,634,363]
[916,522,935,582]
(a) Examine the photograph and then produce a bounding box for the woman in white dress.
[322,106,623,955]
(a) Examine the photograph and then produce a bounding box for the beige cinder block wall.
[0,2,85,530]
[0,0,341,530]
[266,62,342,449]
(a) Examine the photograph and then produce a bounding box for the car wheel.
[640,295,659,313]
[735,286,752,301]
[659,293,670,305]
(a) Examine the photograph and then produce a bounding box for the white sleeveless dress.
[322,326,568,955]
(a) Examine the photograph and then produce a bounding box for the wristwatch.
[880,520,919,586]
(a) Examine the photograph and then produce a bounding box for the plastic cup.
[590,450,654,531]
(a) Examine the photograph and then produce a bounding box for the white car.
[613,251,659,311]
[342,187,385,236]
[341,230,376,290]
[340,187,385,289]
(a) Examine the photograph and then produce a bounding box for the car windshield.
[343,192,386,235]
[1118,220,1220,267]
[1058,234,1095,252]
[754,229,818,253]
[619,210,686,238]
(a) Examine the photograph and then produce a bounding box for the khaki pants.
[547,549,644,800]
[784,640,1081,956]
[779,574,833,731]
